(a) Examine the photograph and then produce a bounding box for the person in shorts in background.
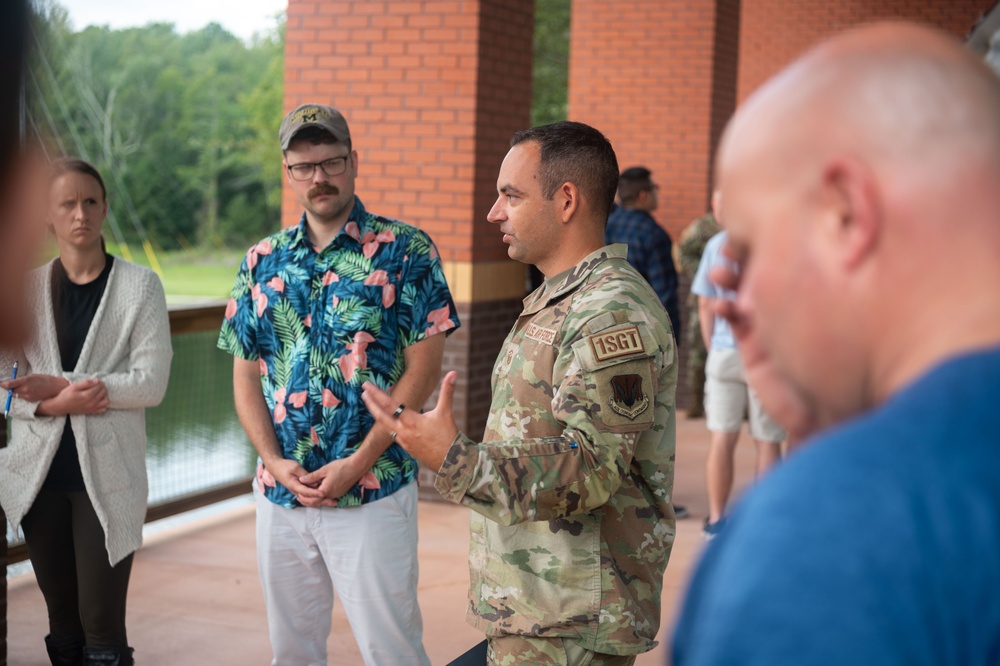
[692,224,783,538]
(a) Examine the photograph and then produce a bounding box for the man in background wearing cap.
[218,103,460,665]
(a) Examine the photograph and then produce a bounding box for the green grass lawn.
[159,259,243,301]
[107,243,244,304]
[35,240,246,305]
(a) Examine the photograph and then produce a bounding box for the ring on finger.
[392,404,405,418]
[390,430,398,443]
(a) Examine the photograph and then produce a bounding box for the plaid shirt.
[605,205,680,339]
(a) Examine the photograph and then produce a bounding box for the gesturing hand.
[361,371,460,471]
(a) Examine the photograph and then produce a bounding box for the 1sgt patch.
[588,325,645,363]
[609,373,649,420]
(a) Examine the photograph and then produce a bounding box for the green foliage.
[27,0,568,253]
[372,456,398,482]
[532,0,571,127]
[28,3,285,250]
[331,252,373,282]
[217,322,241,355]
[272,299,307,351]
[291,436,312,465]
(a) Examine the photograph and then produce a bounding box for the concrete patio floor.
[7,414,767,665]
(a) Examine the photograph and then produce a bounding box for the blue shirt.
[673,346,1000,665]
[218,197,460,508]
[690,231,736,349]
[604,205,680,339]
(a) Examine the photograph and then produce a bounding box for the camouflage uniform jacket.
[434,244,678,656]
[676,212,720,279]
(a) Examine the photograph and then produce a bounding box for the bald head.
[712,22,1000,433]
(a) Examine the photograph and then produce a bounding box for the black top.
[43,254,114,492]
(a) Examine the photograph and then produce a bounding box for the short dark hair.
[51,157,107,201]
[617,166,654,206]
[284,126,351,154]
[510,121,619,221]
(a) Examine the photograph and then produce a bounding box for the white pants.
[254,480,430,666]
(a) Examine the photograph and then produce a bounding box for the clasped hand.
[0,374,109,416]
[264,457,364,508]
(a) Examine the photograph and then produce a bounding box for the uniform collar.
[522,244,628,315]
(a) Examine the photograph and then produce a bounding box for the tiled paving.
[6,414,766,665]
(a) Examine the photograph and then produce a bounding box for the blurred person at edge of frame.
[0,158,172,666]
[0,0,47,346]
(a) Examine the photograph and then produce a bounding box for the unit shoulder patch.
[608,373,650,420]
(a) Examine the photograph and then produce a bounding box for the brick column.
[568,1,729,240]
[282,0,535,442]
[738,0,996,102]
[567,0,739,409]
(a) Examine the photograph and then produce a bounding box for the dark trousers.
[21,488,133,647]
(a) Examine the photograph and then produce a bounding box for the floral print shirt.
[218,197,460,508]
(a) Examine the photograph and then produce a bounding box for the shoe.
[673,504,690,519]
[702,517,726,541]
[45,634,84,666]
[82,646,134,666]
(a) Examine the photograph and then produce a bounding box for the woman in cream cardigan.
[0,158,172,666]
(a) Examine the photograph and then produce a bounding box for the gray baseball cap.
[278,103,351,150]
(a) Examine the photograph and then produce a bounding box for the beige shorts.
[705,347,785,442]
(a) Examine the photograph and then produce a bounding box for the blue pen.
[4,361,17,419]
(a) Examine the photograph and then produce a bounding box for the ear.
[556,181,580,224]
[636,189,652,209]
[821,157,881,271]
[282,157,291,183]
[349,149,359,173]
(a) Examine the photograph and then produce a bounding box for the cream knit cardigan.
[0,258,172,565]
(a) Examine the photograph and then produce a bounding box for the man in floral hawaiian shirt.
[218,103,459,666]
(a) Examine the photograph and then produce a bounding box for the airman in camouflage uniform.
[437,244,677,663]
[362,121,676,665]
[676,210,720,418]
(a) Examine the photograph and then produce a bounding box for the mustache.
[309,184,339,198]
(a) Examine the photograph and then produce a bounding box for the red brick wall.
[568,0,722,239]
[282,0,535,438]
[282,0,533,264]
[279,0,994,428]
[738,0,995,101]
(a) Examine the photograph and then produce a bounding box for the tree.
[532,0,571,126]
[28,5,285,251]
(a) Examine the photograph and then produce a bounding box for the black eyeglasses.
[286,156,349,181]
